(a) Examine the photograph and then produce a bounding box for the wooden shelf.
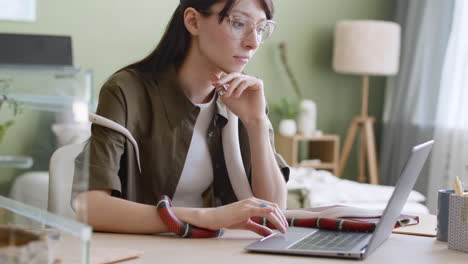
[275,134,340,175]
[299,162,336,169]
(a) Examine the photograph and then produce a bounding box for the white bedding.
[287,168,429,215]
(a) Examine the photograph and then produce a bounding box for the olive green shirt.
[73,66,289,207]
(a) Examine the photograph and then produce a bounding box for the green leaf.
[271,98,300,120]
[0,120,14,144]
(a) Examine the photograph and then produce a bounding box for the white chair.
[47,143,85,218]
[47,113,140,218]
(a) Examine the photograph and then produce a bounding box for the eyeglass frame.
[197,10,277,43]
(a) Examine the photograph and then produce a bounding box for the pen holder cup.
[448,194,468,252]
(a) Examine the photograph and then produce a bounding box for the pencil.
[454,176,464,196]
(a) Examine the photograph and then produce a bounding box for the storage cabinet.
[275,134,340,175]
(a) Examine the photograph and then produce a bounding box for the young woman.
[74,0,290,237]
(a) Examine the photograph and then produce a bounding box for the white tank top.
[172,94,216,207]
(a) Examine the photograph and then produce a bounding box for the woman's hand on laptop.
[194,198,288,236]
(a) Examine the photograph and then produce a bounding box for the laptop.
[245,140,434,260]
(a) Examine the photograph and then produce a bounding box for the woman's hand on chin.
[194,197,288,237]
[212,72,267,125]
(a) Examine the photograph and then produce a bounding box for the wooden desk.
[57,229,467,264]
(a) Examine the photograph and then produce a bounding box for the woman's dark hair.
[118,0,274,77]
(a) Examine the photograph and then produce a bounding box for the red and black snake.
[156,195,224,238]
[156,195,376,238]
[251,217,376,233]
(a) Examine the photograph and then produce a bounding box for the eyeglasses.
[226,15,276,43]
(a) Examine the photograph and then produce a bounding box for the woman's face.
[196,0,268,73]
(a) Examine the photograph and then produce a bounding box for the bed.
[286,167,429,215]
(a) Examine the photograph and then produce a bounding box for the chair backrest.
[47,113,140,218]
[48,142,86,218]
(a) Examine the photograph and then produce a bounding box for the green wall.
[0,0,395,185]
[250,0,395,180]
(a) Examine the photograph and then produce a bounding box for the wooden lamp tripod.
[337,75,379,184]
[332,20,401,184]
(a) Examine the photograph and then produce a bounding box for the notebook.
[393,214,437,237]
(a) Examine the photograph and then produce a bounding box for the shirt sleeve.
[73,81,127,197]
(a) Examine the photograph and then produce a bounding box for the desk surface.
[58,228,467,264]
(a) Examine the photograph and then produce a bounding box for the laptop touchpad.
[246,227,317,250]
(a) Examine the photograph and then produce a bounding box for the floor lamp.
[333,20,401,184]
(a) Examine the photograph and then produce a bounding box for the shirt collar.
[156,65,229,129]
[156,66,196,130]
[215,96,229,120]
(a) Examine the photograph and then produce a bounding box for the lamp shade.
[333,20,401,76]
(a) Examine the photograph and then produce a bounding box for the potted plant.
[272,42,317,137]
[271,42,302,136]
[272,98,300,136]
[0,86,22,144]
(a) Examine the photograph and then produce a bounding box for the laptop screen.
[364,140,433,258]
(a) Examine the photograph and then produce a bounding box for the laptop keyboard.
[289,230,369,251]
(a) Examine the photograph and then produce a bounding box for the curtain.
[426,0,468,212]
[379,0,454,212]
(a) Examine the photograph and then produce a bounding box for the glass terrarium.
[0,64,93,264]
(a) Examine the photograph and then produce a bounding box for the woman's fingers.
[226,77,244,97]
[214,72,239,85]
[248,205,286,233]
[271,203,289,228]
[233,81,251,98]
[213,73,261,98]
[215,198,288,235]
[210,73,219,82]
[244,219,274,237]
[264,210,287,234]
[251,198,288,229]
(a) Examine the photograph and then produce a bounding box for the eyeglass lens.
[229,17,275,42]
